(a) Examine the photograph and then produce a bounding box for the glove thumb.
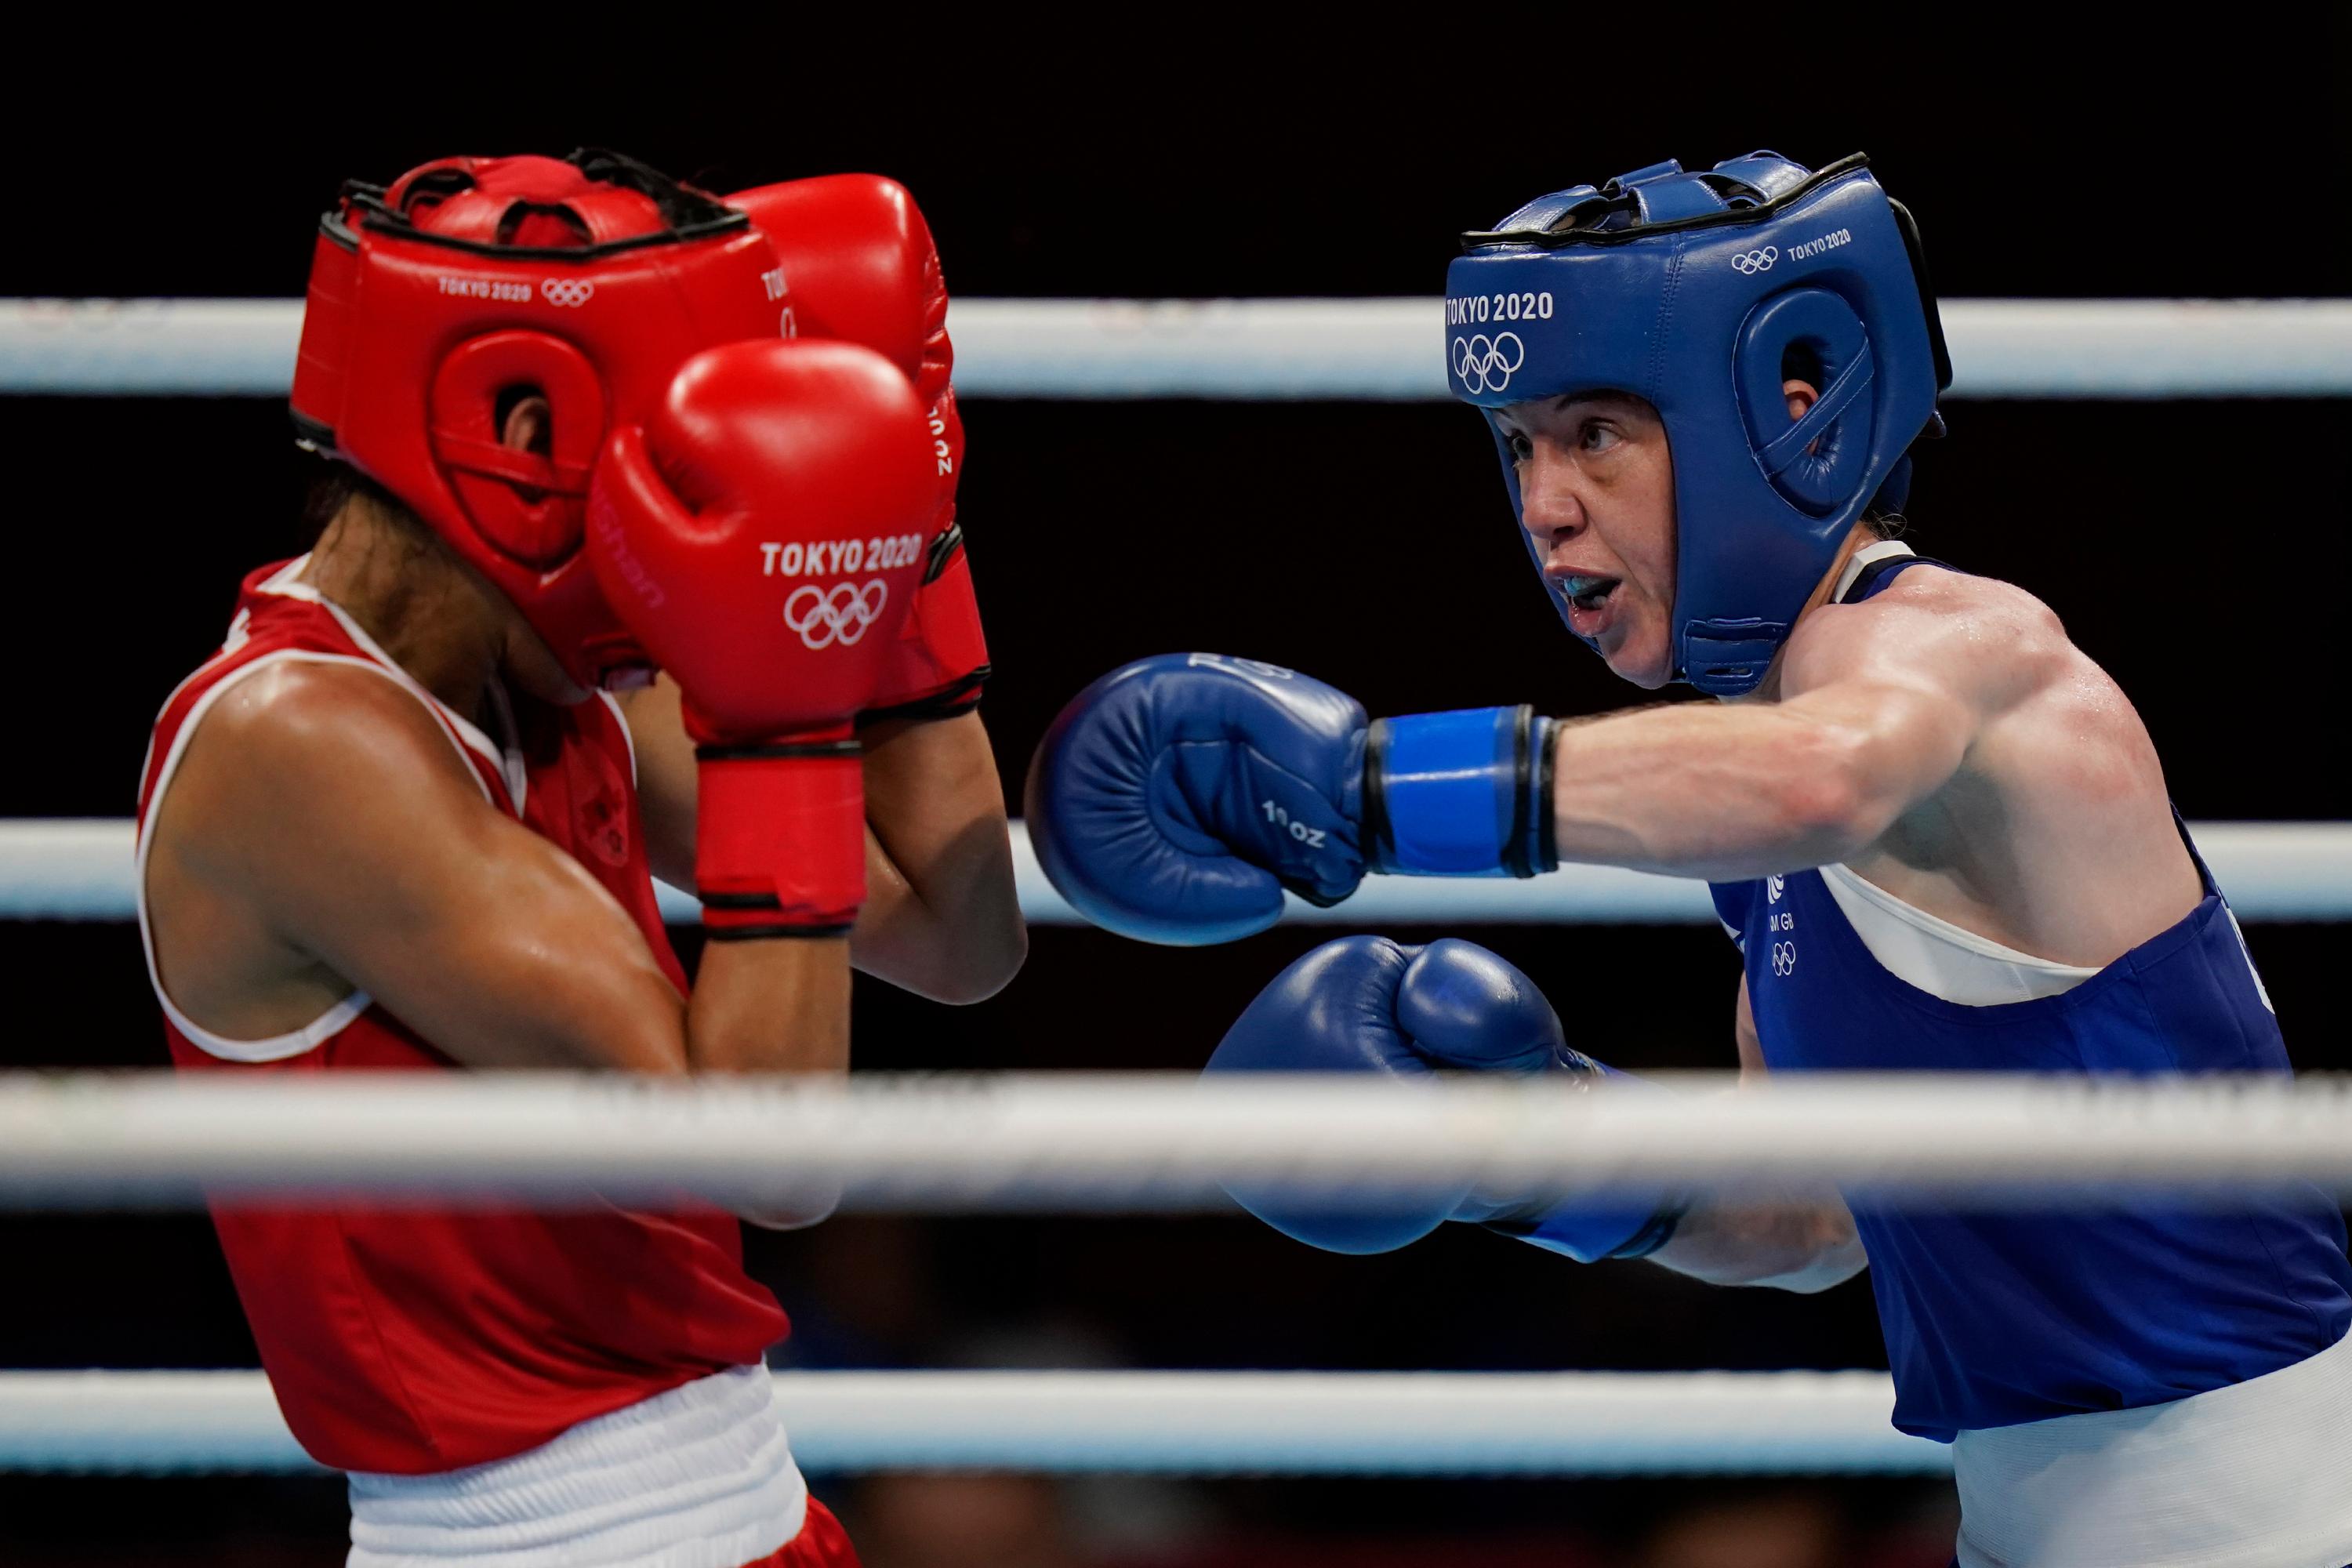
[1394,939,1566,1076]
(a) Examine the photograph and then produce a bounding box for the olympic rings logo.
[1771,941,1797,977]
[540,278,596,307]
[1451,332,1526,394]
[783,579,889,649]
[1730,247,1779,276]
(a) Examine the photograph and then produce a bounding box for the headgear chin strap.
[1445,152,1951,695]
[292,150,791,689]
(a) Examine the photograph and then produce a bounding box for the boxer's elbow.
[1652,1197,1864,1294]
[862,905,1027,1005]
[1751,1223,1869,1294]
[1770,682,1973,869]
[1763,737,1885,867]
[1765,710,1937,868]
[736,1179,845,1232]
[930,915,1028,1005]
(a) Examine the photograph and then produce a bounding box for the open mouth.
[1558,573,1621,612]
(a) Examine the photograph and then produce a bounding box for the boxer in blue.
[1028,154,2352,1565]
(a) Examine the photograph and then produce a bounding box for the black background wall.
[2,21,2346,1566]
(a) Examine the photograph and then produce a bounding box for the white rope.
[7,297,2350,399]
[2,1071,2351,1210]
[5,818,2349,924]
[0,1367,1946,1476]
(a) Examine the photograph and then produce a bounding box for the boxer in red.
[134,151,1021,1568]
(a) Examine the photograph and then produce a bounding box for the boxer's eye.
[1504,431,1534,462]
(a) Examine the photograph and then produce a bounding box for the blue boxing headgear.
[1445,152,1951,695]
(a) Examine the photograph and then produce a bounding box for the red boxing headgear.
[291,149,791,688]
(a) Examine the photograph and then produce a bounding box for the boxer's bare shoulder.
[154,659,489,893]
[1783,561,2198,964]
[1780,563,2074,717]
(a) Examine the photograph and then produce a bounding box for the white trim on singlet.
[1818,861,2102,1007]
[139,564,531,1064]
[1833,539,1917,603]
[347,1363,809,1568]
[596,688,640,789]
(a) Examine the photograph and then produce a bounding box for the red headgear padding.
[292,150,791,687]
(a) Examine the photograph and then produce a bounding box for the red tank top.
[136,559,789,1475]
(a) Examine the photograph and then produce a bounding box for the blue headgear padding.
[1446,152,1950,695]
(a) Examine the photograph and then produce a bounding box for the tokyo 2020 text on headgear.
[291,149,791,688]
[1444,152,1951,696]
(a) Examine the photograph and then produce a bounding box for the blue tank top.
[1708,554,2351,1442]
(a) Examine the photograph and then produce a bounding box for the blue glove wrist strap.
[1487,1197,1686,1263]
[1364,706,1557,878]
[1479,1059,1686,1263]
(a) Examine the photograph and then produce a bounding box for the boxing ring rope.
[5,1071,2352,1210]
[9,296,2347,1497]
[5,1072,2347,1478]
[5,818,2351,924]
[0,1367,1946,1477]
[5,297,2350,399]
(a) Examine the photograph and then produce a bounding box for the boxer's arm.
[1645,978,1864,1293]
[855,711,1025,1003]
[623,677,1023,1003]
[1549,578,2056,880]
[1649,1196,1864,1293]
[162,662,691,1074]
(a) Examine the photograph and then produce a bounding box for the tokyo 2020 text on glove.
[588,338,938,938]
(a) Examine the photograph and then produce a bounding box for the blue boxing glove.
[1025,653,1555,946]
[1205,935,1682,1261]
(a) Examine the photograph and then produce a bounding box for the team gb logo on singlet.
[1765,876,1795,976]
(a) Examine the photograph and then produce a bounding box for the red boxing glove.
[730,175,989,721]
[869,385,988,720]
[586,339,936,937]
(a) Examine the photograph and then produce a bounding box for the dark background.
[3,24,2347,1566]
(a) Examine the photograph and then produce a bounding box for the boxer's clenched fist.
[589,338,936,935]
[730,175,989,723]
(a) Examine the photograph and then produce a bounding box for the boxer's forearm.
[851,712,1025,1004]
[688,936,852,1076]
[688,935,852,1230]
[1647,1194,1866,1294]
[1547,681,1968,880]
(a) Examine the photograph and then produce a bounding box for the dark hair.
[300,460,441,561]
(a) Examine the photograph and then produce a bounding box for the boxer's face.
[497,610,592,707]
[1494,391,1679,688]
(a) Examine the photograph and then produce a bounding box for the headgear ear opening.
[427,332,608,569]
[1735,289,1878,516]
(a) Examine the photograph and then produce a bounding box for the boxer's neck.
[1731,521,1882,706]
[301,492,506,726]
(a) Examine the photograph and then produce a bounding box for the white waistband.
[347,1365,807,1568]
[1954,1326,2352,1567]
